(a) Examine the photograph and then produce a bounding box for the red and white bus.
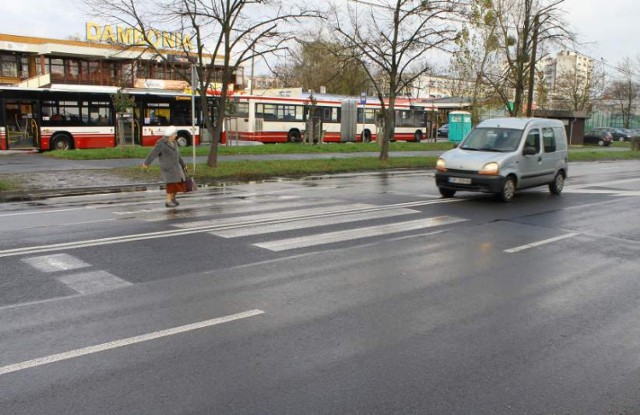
[0,85,221,151]
[226,94,437,144]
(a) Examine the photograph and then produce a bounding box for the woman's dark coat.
[144,137,186,184]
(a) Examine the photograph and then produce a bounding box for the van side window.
[553,127,567,150]
[542,127,556,153]
[525,129,541,153]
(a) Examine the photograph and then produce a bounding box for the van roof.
[476,117,564,130]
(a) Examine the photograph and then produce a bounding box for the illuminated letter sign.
[85,22,193,50]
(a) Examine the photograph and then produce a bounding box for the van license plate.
[449,177,471,184]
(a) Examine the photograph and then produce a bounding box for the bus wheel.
[51,134,72,151]
[176,133,191,147]
[287,130,301,143]
[414,130,423,142]
[362,130,371,143]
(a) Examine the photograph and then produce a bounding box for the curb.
[0,183,162,203]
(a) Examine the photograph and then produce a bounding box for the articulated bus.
[0,85,220,151]
[227,94,437,144]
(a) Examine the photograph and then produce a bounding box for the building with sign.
[0,25,244,91]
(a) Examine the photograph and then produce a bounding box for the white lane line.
[0,309,265,377]
[22,254,91,273]
[504,233,580,253]
[254,216,468,252]
[211,208,420,238]
[0,208,86,218]
[57,271,132,294]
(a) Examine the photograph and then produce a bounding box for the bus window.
[233,102,249,118]
[357,108,376,123]
[145,102,170,125]
[170,101,191,126]
[88,101,112,126]
[41,100,82,126]
[257,104,278,121]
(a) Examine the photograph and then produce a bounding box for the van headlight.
[479,162,499,175]
[436,158,447,172]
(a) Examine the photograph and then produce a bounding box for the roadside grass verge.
[0,179,15,192]
[569,149,640,161]
[122,156,439,184]
[45,141,455,160]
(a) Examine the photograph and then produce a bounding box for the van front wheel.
[439,187,456,198]
[497,177,516,202]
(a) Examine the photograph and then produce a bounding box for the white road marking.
[57,271,132,294]
[0,208,84,217]
[211,208,420,238]
[566,177,640,189]
[116,199,318,217]
[22,254,90,273]
[174,199,461,230]
[0,309,265,377]
[254,216,468,252]
[504,233,580,253]
[175,203,376,229]
[0,199,461,258]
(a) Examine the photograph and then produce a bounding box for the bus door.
[4,100,39,149]
[118,104,141,146]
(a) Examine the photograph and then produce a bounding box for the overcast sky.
[1,0,637,75]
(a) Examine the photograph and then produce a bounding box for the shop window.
[0,54,18,78]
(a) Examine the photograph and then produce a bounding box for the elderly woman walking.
[142,126,188,207]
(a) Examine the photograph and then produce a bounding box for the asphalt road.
[1,161,640,414]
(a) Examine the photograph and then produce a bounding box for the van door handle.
[538,156,542,162]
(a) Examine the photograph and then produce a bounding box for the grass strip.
[121,156,439,184]
[45,142,455,160]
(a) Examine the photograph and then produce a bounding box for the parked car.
[583,129,613,146]
[621,128,640,140]
[435,117,568,202]
[437,124,449,138]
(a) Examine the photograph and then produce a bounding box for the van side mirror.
[523,146,537,156]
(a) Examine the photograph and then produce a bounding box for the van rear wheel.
[549,172,565,195]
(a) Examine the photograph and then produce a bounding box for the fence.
[585,111,640,130]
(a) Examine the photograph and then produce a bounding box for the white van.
[435,117,568,202]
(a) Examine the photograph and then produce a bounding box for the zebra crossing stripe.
[22,254,90,273]
[254,216,468,252]
[211,208,420,238]
[57,271,132,295]
[171,203,376,229]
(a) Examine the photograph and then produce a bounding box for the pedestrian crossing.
[253,216,468,252]
[7,193,467,306]
[20,254,131,296]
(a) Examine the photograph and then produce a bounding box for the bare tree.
[82,0,319,167]
[606,58,640,128]
[272,32,371,96]
[458,0,574,117]
[449,0,502,123]
[330,0,459,161]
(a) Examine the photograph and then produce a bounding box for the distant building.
[0,25,245,91]
[539,51,594,104]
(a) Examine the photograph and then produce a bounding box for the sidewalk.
[0,150,443,203]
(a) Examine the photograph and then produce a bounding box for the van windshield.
[459,128,522,152]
